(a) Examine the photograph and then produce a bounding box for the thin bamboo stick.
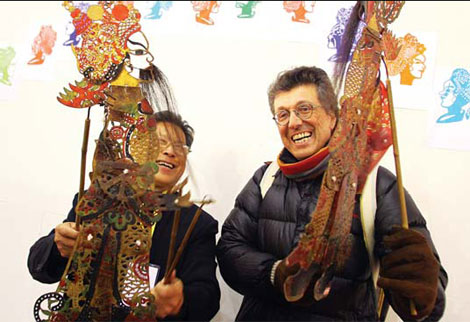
[164,209,181,284]
[386,79,408,229]
[76,108,91,230]
[166,200,209,277]
[386,78,418,317]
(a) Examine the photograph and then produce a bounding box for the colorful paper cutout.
[327,6,365,62]
[283,1,315,24]
[191,1,220,25]
[63,2,90,46]
[236,1,260,18]
[385,33,427,86]
[0,46,15,86]
[27,25,57,65]
[145,1,173,19]
[63,22,81,47]
[436,68,470,123]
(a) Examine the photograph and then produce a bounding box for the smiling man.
[217,66,447,321]
[153,116,190,191]
[28,111,220,321]
[270,82,336,161]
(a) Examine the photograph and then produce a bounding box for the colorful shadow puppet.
[0,46,15,86]
[437,68,470,123]
[28,25,57,65]
[385,33,426,86]
[283,1,315,24]
[191,1,220,25]
[33,2,191,321]
[282,1,403,302]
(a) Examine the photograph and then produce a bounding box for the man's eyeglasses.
[272,103,320,126]
[156,137,189,156]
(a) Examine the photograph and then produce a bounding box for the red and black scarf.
[277,146,330,180]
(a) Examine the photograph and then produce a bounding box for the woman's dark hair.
[150,111,195,149]
[268,66,339,117]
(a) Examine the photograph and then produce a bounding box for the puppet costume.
[29,194,220,321]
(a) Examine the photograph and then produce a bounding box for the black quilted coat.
[217,163,447,321]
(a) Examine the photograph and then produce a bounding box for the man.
[217,66,447,321]
[28,111,220,321]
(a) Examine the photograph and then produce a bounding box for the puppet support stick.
[76,108,91,230]
[166,200,209,279]
[386,78,418,317]
[387,80,408,228]
[164,209,181,284]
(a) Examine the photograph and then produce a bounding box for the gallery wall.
[1,2,469,321]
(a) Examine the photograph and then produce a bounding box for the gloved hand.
[377,227,440,320]
[273,259,316,306]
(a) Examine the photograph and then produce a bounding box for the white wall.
[1,2,469,321]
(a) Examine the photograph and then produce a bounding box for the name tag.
[149,264,160,287]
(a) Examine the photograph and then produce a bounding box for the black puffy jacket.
[28,194,221,322]
[217,164,447,321]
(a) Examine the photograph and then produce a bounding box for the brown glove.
[377,227,440,320]
[273,259,316,306]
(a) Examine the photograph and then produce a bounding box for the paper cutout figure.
[145,1,173,19]
[327,6,365,62]
[437,68,470,123]
[0,46,15,86]
[191,1,220,25]
[28,25,57,65]
[63,21,81,46]
[283,1,315,24]
[236,1,259,18]
[386,33,427,86]
[63,2,90,46]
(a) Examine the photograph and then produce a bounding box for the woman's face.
[439,80,457,108]
[409,54,426,79]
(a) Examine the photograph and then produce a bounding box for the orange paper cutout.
[28,25,57,65]
[386,33,426,86]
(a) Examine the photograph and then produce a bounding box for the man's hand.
[151,270,184,319]
[54,222,79,258]
[377,227,440,320]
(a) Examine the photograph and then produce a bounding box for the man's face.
[153,122,188,192]
[273,84,336,160]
